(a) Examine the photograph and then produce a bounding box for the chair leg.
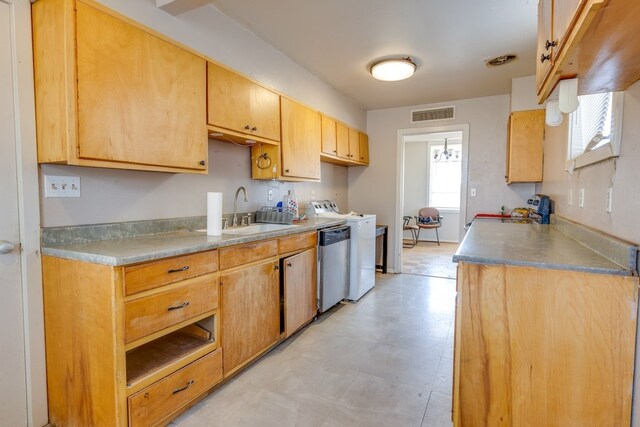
[435,227,440,246]
[415,228,420,245]
[412,229,418,247]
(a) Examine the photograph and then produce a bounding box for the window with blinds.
[567,91,624,169]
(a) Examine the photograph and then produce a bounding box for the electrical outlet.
[267,189,273,201]
[44,175,81,198]
[606,187,613,213]
[567,190,573,206]
[470,188,477,197]
[578,188,585,208]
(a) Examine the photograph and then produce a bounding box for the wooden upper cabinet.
[32,0,208,173]
[280,98,321,180]
[553,0,586,53]
[358,132,369,164]
[207,62,280,144]
[506,110,545,184]
[536,0,554,91]
[348,128,360,163]
[537,0,640,103]
[321,115,338,156]
[336,122,350,160]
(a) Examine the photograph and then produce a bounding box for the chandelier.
[433,138,460,162]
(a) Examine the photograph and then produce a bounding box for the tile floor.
[171,273,456,427]
[402,242,459,279]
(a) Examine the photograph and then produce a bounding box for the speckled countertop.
[453,219,633,276]
[42,217,344,266]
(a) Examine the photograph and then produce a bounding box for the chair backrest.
[418,207,440,221]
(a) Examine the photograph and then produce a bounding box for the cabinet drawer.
[124,251,218,296]
[128,348,222,427]
[219,239,278,270]
[125,275,219,344]
[279,232,317,254]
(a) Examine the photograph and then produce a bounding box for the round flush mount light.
[370,57,416,81]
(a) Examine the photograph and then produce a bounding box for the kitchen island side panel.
[455,262,638,426]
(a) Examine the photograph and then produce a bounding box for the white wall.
[349,94,533,271]
[39,0,365,227]
[537,79,640,244]
[41,140,348,226]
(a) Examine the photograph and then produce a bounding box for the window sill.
[566,143,617,171]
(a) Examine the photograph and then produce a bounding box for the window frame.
[426,140,462,211]
[566,91,624,170]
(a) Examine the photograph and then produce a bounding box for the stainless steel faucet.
[233,186,248,227]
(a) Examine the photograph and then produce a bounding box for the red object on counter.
[473,213,512,219]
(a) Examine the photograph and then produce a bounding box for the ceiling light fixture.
[370,57,416,81]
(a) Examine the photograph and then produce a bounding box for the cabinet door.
[348,128,360,162]
[455,263,637,426]
[220,260,280,376]
[554,0,586,52]
[536,0,554,93]
[280,98,321,180]
[506,110,544,183]
[321,115,338,156]
[75,2,207,170]
[358,132,369,164]
[284,248,317,337]
[208,63,280,142]
[336,122,350,160]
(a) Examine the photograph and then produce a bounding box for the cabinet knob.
[545,39,557,50]
[287,262,292,267]
[251,126,258,132]
[244,125,251,130]
[274,264,279,271]
[285,169,290,173]
[540,53,551,63]
[199,160,206,166]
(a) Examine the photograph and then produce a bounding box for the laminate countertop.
[453,219,634,276]
[41,217,344,266]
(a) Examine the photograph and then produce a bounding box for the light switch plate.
[470,188,477,197]
[578,188,585,208]
[44,175,81,198]
[606,187,612,213]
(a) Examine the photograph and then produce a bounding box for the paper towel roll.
[207,192,223,236]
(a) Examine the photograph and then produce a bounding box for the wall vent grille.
[411,106,455,123]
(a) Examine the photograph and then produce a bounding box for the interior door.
[0,1,28,425]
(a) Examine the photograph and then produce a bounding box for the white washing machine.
[308,201,376,301]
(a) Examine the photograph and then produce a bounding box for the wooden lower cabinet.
[220,259,281,376]
[42,231,319,425]
[283,248,318,337]
[453,262,638,426]
[128,349,222,427]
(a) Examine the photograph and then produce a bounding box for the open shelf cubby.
[126,316,217,391]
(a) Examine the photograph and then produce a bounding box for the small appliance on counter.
[526,194,552,224]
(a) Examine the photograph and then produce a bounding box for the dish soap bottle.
[283,190,298,220]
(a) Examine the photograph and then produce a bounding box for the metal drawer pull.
[168,266,189,274]
[167,301,190,311]
[172,380,194,394]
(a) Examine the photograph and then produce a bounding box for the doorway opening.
[395,125,469,278]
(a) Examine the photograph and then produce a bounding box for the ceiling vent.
[485,54,518,67]
[411,106,455,123]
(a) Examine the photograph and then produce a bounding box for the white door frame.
[394,124,469,272]
[4,0,48,425]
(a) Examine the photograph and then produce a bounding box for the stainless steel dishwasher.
[318,225,350,313]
